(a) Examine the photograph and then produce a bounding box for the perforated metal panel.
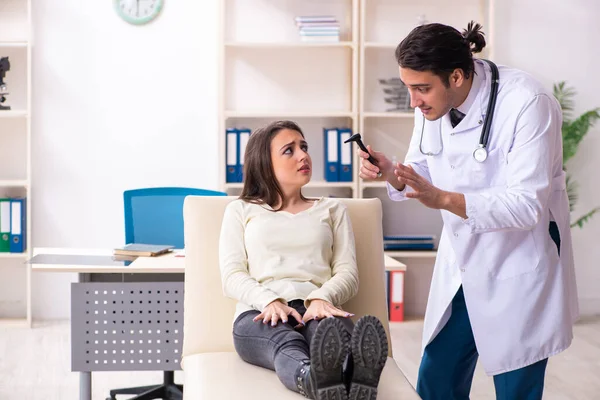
[71,282,184,372]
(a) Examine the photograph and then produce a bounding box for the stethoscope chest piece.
[473,146,488,163]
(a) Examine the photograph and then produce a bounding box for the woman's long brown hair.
[239,120,309,211]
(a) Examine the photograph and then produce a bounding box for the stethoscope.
[419,59,499,163]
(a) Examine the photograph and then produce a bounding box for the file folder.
[237,128,251,183]
[338,128,353,182]
[0,198,9,252]
[385,271,390,319]
[226,128,238,183]
[389,270,405,322]
[9,198,25,253]
[323,128,339,182]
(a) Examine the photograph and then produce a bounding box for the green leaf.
[566,174,577,212]
[571,207,600,229]
[553,81,575,121]
[562,109,600,164]
[553,81,599,229]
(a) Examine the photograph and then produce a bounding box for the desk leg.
[80,372,91,400]
[78,272,92,400]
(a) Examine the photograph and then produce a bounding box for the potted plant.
[553,81,600,228]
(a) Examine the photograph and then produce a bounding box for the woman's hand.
[254,300,304,327]
[302,299,354,324]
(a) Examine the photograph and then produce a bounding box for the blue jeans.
[416,287,548,400]
[232,299,354,394]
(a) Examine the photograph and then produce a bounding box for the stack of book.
[383,235,435,251]
[294,16,340,42]
[113,244,174,261]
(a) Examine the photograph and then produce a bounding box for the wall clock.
[114,0,164,25]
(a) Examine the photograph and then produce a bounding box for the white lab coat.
[388,59,579,375]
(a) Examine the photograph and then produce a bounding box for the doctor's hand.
[394,163,448,210]
[358,145,393,182]
[254,300,304,327]
[302,299,354,324]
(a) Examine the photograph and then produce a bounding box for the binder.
[226,128,238,183]
[384,242,434,251]
[323,128,339,182]
[338,128,353,182]
[237,128,251,183]
[9,198,26,253]
[389,270,405,322]
[385,271,391,319]
[0,198,9,252]
[384,234,436,241]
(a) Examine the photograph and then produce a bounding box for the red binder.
[389,270,405,322]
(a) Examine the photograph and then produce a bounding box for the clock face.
[114,0,164,25]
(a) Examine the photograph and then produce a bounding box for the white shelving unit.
[218,0,360,200]
[218,0,494,264]
[357,0,493,263]
[0,0,32,327]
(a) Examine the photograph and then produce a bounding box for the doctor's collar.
[455,60,484,116]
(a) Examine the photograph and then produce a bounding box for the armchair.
[181,196,420,399]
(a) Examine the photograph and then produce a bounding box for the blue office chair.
[124,187,227,249]
[107,187,227,400]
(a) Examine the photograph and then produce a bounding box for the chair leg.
[106,371,182,400]
[164,370,175,384]
[109,384,159,398]
[129,385,165,400]
[165,383,183,399]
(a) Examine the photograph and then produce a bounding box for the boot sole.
[311,317,351,400]
[349,316,388,400]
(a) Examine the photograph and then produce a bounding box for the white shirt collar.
[456,60,483,116]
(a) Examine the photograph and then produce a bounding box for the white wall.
[31,0,600,319]
[31,1,220,318]
[493,0,600,316]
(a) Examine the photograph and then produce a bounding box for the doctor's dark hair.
[239,120,309,211]
[395,21,486,87]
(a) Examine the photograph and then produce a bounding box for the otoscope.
[344,133,379,166]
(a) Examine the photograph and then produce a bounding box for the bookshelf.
[357,0,493,265]
[0,0,32,327]
[218,0,360,201]
[217,0,494,265]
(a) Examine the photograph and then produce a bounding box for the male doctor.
[359,21,579,399]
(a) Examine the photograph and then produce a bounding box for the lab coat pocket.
[470,148,506,188]
[487,230,541,280]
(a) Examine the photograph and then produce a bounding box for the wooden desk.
[30,250,185,273]
[384,255,407,272]
[31,248,404,274]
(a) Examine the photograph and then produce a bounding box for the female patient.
[219,120,388,400]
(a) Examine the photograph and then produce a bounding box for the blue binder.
[237,128,251,183]
[338,128,353,182]
[226,128,239,183]
[323,128,339,182]
[9,198,25,253]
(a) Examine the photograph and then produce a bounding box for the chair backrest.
[124,187,227,248]
[182,196,392,361]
